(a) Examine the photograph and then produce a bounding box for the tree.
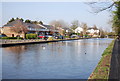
[87,2,115,13]
[70,20,79,30]
[16,17,19,20]
[99,28,106,38]
[93,25,97,29]
[20,18,24,22]
[39,21,43,25]
[112,1,120,35]
[10,20,28,38]
[50,20,68,29]
[25,19,31,23]
[87,1,120,35]
[32,21,38,24]
[8,18,15,23]
[81,23,88,36]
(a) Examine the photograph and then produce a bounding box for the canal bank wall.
[88,40,115,80]
[0,38,88,47]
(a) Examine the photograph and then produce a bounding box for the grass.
[88,40,115,80]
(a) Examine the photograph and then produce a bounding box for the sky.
[1,2,113,31]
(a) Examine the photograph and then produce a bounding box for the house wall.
[75,27,83,33]
[2,27,25,38]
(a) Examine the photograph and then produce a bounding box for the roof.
[4,20,26,27]
[42,24,55,30]
[87,27,99,30]
[3,20,57,30]
[3,20,46,29]
[26,23,45,29]
[62,27,71,30]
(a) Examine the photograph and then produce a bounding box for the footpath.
[109,40,120,81]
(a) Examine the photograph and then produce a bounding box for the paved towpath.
[109,39,120,81]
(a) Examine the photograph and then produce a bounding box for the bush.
[26,34,37,39]
[65,36,69,38]
[1,37,23,39]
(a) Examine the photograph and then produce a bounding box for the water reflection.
[2,38,113,79]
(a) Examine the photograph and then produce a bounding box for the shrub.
[26,34,37,39]
[1,37,23,39]
[65,36,69,38]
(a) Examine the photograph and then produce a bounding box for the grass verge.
[88,40,115,80]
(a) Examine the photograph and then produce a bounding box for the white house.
[75,27,83,33]
[87,27,100,36]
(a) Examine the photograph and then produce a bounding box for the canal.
[2,38,113,79]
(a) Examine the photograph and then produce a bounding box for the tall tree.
[25,19,31,23]
[93,25,98,29]
[81,23,88,35]
[16,17,19,20]
[32,21,38,24]
[87,1,120,34]
[70,20,79,30]
[50,20,67,29]
[112,1,120,35]
[20,18,24,22]
[39,21,43,25]
[8,18,15,23]
[10,20,28,38]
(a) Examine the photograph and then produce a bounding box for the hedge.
[26,34,37,39]
[0,37,23,39]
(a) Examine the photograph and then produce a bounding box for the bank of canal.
[1,38,85,47]
[88,40,115,80]
[2,38,113,79]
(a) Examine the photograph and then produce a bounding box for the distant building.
[0,27,3,34]
[75,27,83,33]
[62,27,72,36]
[1,20,59,38]
[87,27,100,37]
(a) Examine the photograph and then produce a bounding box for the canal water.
[2,38,113,79]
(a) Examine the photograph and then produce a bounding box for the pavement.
[109,39,120,81]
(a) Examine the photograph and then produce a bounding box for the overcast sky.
[1,1,113,32]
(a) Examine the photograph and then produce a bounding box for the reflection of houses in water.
[4,45,26,54]
[4,46,26,67]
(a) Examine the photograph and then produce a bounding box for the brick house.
[1,20,59,38]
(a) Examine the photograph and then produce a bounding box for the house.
[0,27,3,34]
[75,27,83,33]
[2,20,27,37]
[2,20,59,38]
[62,27,72,36]
[86,27,100,37]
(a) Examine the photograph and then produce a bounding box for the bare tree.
[93,25,97,29]
[86,1,116,13]
[10,20,28,38]
[70,20,79,30]
[50,20,68,29]
[81,23,88,36]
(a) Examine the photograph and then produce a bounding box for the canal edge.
[0,38,89,47]
[87,40,115,80]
